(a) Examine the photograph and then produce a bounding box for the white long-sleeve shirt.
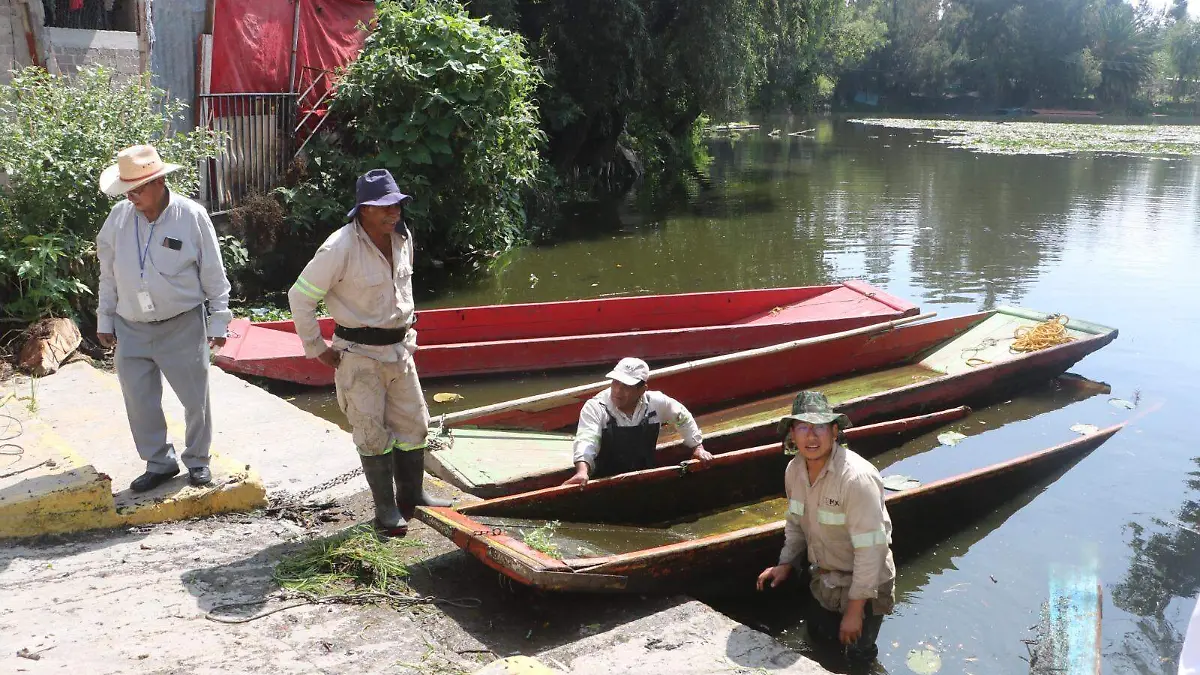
[96,193,231,336]
[778,444,896,602]
[287,221,417,363]
[572,389,704,471]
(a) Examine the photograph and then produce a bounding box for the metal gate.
[198,92,297,215]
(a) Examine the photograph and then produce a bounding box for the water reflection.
[1109,457,1200,673]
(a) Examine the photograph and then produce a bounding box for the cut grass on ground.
[274,524,424,597]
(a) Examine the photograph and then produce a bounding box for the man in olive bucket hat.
[288,169,450,537]
[756,391,896,665]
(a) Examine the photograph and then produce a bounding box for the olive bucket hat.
[776,391,852,436]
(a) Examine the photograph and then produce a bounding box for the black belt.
[333,324,407,346]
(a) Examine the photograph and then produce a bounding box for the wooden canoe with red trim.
[415,423,1124,593]
[429,406,970,498]
[214,281,917,385]
[444,307,1118,450]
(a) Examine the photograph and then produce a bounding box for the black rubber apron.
[592,403,661,478]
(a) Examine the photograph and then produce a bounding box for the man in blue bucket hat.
[288,169,451,537]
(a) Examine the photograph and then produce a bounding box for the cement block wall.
[0,1,144,85]
[45,26,139,81]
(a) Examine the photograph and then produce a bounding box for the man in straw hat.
[563,356,712,486]
[288,169,450,537]
[756,391,895,666]
[95,144,232,492]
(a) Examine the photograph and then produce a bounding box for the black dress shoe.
[188,466,212,486]
[130,467,180,492]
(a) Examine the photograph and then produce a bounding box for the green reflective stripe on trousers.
[294,276,326,300]
[817,509,846,526]
[391,440,427,452]
[851,527,888,549]
[788,499,805,516]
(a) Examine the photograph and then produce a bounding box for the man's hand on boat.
[563,461,590,486]
[756,563,793,590]
[691,444,714,463]
[317,348,342,369]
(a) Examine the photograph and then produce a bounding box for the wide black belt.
[333,324,407,346]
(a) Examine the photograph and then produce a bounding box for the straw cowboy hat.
[99,144,182,197]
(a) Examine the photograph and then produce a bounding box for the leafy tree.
[0,67,220,322]
[280,0,545,261]
[1094,2,1159,108]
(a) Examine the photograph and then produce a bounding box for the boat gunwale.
[657,319,1119,451]
[575,422,1126,576]
[420,422,1125,587]
[452,406,973,497]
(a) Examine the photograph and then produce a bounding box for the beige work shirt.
[287,221,417,363]
[778,444,896,602]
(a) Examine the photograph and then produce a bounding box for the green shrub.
[279,0,545,263]
[0,66,221,323]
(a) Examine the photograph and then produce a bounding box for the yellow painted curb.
[0,370,268,539]
[116,461,267,527]
[0,466,120,538]
[0,416,120,538]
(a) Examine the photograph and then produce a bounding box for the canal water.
[284,117,1200,674]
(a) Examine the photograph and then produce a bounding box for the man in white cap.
[288,168,450,538]
[563,357,712,486]
[95,144,232,492]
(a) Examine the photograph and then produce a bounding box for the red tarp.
[210,0,373,96]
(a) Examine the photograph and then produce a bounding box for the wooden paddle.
[433,311,938,428]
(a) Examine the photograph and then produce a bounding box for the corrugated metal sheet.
[146,0,207,133]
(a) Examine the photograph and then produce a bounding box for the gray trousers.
[114,305,212,473]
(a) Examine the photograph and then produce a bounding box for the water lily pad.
[905,646,943,674]
[1109,398,1135,410]
[883,474,922,491]
[432,392,464,403]
[1070,423,1100,435]
[937,431,967,446]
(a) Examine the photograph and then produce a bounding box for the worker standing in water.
[756,391,895,666]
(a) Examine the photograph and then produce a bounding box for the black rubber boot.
[393,449,451,521]
[360,454,407,537]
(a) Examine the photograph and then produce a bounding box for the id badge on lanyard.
[136,215,156,313]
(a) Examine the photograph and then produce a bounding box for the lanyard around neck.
[135,214,156,281]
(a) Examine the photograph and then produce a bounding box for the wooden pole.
[436,312,938,428]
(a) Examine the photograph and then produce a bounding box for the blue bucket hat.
[346,168,411,220]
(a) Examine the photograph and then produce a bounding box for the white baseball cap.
[606,357,650,386]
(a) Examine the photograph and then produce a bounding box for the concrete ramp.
[0,362,266,538]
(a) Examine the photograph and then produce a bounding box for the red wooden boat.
[416,423,1124,593]
[214,281,916,385]
[429,406,970,498]
[429,371,1110,498]
[440,308,1118,456]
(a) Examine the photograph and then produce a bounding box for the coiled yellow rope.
[1011,314,1075,353]
[961,315,1076,367]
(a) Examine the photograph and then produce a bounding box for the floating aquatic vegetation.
[937,431,968,446]
[882,474,921,491]
[521,520,563,559]
[849,118,1200,157]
